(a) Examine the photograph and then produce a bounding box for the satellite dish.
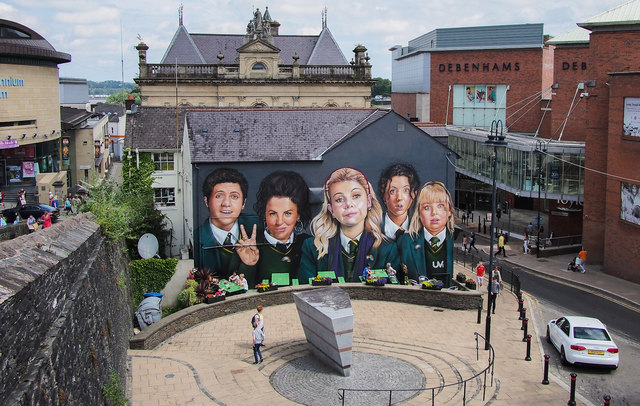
[138,233,159,259]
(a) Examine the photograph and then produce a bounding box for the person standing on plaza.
[462,233,468,252]
[251,321,264,364]
[497,233,506,257]
[0,214,6,227]
[40,211,52,229]
[475,260,485,288]
[491,265,502,296]
[523,233,529,254]
[252,305,265,346]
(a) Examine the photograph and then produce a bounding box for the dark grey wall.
[0,214,132,405]
[192,111,456,230]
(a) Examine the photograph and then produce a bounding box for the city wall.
[0,214,133,405]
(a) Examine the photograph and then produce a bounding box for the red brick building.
[392,1,640,283]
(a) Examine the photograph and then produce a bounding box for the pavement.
[127,210,640,405]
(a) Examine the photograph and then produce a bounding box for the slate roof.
[160,26,348,66]
[125,106,194,150]
[60,106,95,130]
[94,103,125,123]
[187,108,388,163]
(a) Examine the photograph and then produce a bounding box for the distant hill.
[88,80,135,95]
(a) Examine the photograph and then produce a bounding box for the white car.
[546,316,619,368]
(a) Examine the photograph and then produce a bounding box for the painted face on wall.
[265,196,299,242]
[327,180,370,232]
[383,175,414,224]
[204,182,245,231]
[419,198,451,236]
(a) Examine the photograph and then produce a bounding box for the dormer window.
[252,62,267,71]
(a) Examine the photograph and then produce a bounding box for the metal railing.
[338,333,495,405]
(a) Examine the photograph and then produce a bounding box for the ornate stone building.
[134,7,374,108]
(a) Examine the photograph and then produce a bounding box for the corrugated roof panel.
[579,0,640,27]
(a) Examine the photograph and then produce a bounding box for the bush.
[177,280,198,308]
[130,258,178,307]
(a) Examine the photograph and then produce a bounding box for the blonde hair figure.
[297,167,399,283]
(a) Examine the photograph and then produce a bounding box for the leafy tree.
[80,150,169,258]
[371,77,391,97]
[106,84,141,105]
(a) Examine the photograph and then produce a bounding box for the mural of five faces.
[196,164,455,288]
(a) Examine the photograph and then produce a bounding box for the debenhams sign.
[438,62,520,73]
[0,77,25,99]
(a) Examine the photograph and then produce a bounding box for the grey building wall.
[191,111,455,230]
[59,77,89,104]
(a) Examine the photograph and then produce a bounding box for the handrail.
[337,333,495,405]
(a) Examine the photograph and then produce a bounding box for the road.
[510,265,640,406]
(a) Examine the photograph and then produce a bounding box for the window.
[452,84,506,127]
[154,188,175,207]
[252,62,266,71]
[153,153,174,171]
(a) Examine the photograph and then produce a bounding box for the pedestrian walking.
[491,265,502,295]
[488,276,500,314]
[40,211,52,229]
[468,232,478,252]
[475,260,485,288]
[576,248,587,273]
[462,234,468,252]
[461,211,467,225]
[523,233,529,254]
[497,233,506,257]
[251,321,264,364]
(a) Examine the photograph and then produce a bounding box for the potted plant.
[456,272,467,283]
[255,282,270,293]
[204,290,226,304]
[365,275,386,286]
[421,279,444,290]
[311,275,332,286]
[465,279,477,290]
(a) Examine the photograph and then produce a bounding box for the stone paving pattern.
[129,290,579,405]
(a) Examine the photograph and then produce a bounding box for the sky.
[1,0,627,83]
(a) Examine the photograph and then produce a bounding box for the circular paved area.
[271,351,425,405]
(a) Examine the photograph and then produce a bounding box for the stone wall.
[0,214,133,405]
[130,284,482,350]
[0,222,29,242]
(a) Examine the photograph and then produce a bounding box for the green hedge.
[130,258,178,306]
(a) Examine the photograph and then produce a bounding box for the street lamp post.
[485,120,507,350]
[535,140,546,259]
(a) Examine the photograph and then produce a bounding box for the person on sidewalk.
[497,233,507,257]
[251,321,264,364]
[468,232,479,252]
[577,248,587,273]
[475,260,485,288]
[462,234,468,252]
[491,265,502,296]
[523,233,529,254]
[488,276,500,314]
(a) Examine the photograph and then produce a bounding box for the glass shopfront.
[0,140,60,187]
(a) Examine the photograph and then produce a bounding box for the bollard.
[477,304,482,324]
[567,373,577,405]
[603,395,611,405]
[525,334,532,361]
[518,296,523,313]
[542,354,550,384]
[522,318,529,341]
[519,307,526,321]
[521,315,526,330]
[478,221,481,233]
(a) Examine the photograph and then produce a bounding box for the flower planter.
[365,278,386,286]
[204,295,225,304]
[312,280,332,286]
[456,274,467,283]
[465,281,477,290]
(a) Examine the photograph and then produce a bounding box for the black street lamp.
[484,119,507,350]
[535,140,547,259]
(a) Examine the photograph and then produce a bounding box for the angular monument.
[293,287,353,376]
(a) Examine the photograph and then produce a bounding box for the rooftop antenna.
[179,3,183,26]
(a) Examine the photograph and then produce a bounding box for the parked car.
[546,316,619,368]
[1,204,59,224]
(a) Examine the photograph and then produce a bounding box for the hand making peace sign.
[236,224,259,266]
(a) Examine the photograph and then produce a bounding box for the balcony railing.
[139,63,371,80]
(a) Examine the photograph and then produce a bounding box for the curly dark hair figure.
[253,170,312,226]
